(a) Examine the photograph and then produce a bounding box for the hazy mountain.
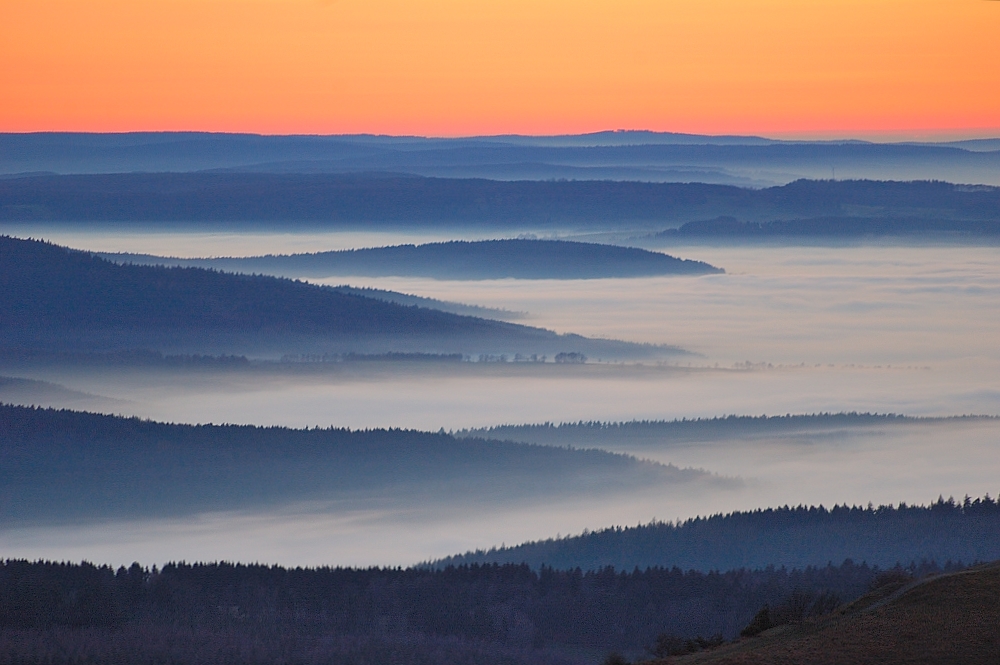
[0,236,680,359]
[2,132,998,186]
[3,175,998,235]
[102,239,722,280]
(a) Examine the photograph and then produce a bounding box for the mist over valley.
[2,231,998,570]
[6,0,1000,655]
[2,140,1000,665]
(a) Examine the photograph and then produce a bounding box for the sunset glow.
[2,0,999,137]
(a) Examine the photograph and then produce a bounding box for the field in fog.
[1,230,998,567]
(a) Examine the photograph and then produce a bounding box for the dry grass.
[663,562,1000,665]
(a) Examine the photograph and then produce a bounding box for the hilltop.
[105,239,722,280]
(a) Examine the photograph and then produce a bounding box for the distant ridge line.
[454,412,998,436]
[431,493,1000,572]
[100,238,722,280]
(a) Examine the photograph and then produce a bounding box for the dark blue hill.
[0,404,712,525]
[2,174,998,234]
[0,236,676,358]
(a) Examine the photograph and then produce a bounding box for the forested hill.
[0,404,714,525]
[455,413,963,447]
[0,236,671,358]
[106,239,722,280]
[2,174,999,231]
[434,497,1000,573]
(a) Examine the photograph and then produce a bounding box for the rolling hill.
[0,403,716,526]
[103,239,722,280]
[0,236,678,359]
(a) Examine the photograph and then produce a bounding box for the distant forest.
[435,497,1000,572]
[0,557,959,665]
[1,236,667,358]
[0,404,708,525]
[107,239,722,280]
[660,214,1000,238]
[2,175,998,232]
[454,413,963,447]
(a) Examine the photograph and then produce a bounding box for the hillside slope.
[0,404,716,525]
[670,562,1000,665]
[0,236,675,358]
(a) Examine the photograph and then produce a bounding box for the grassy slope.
[669,562,1000,665]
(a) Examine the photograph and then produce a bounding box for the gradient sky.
[2,0,998,137]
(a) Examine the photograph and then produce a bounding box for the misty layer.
[0,404,721,526]
[0,375,110,408]
[328,285,526,320]
[0,236,680,359]
[101,239,722,280]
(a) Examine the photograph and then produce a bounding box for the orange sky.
[2,0,998,137]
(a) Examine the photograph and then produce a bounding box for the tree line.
[436,496,1000,572]
[0,557,961,665]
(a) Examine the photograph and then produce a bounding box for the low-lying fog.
[2,229,999,567]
